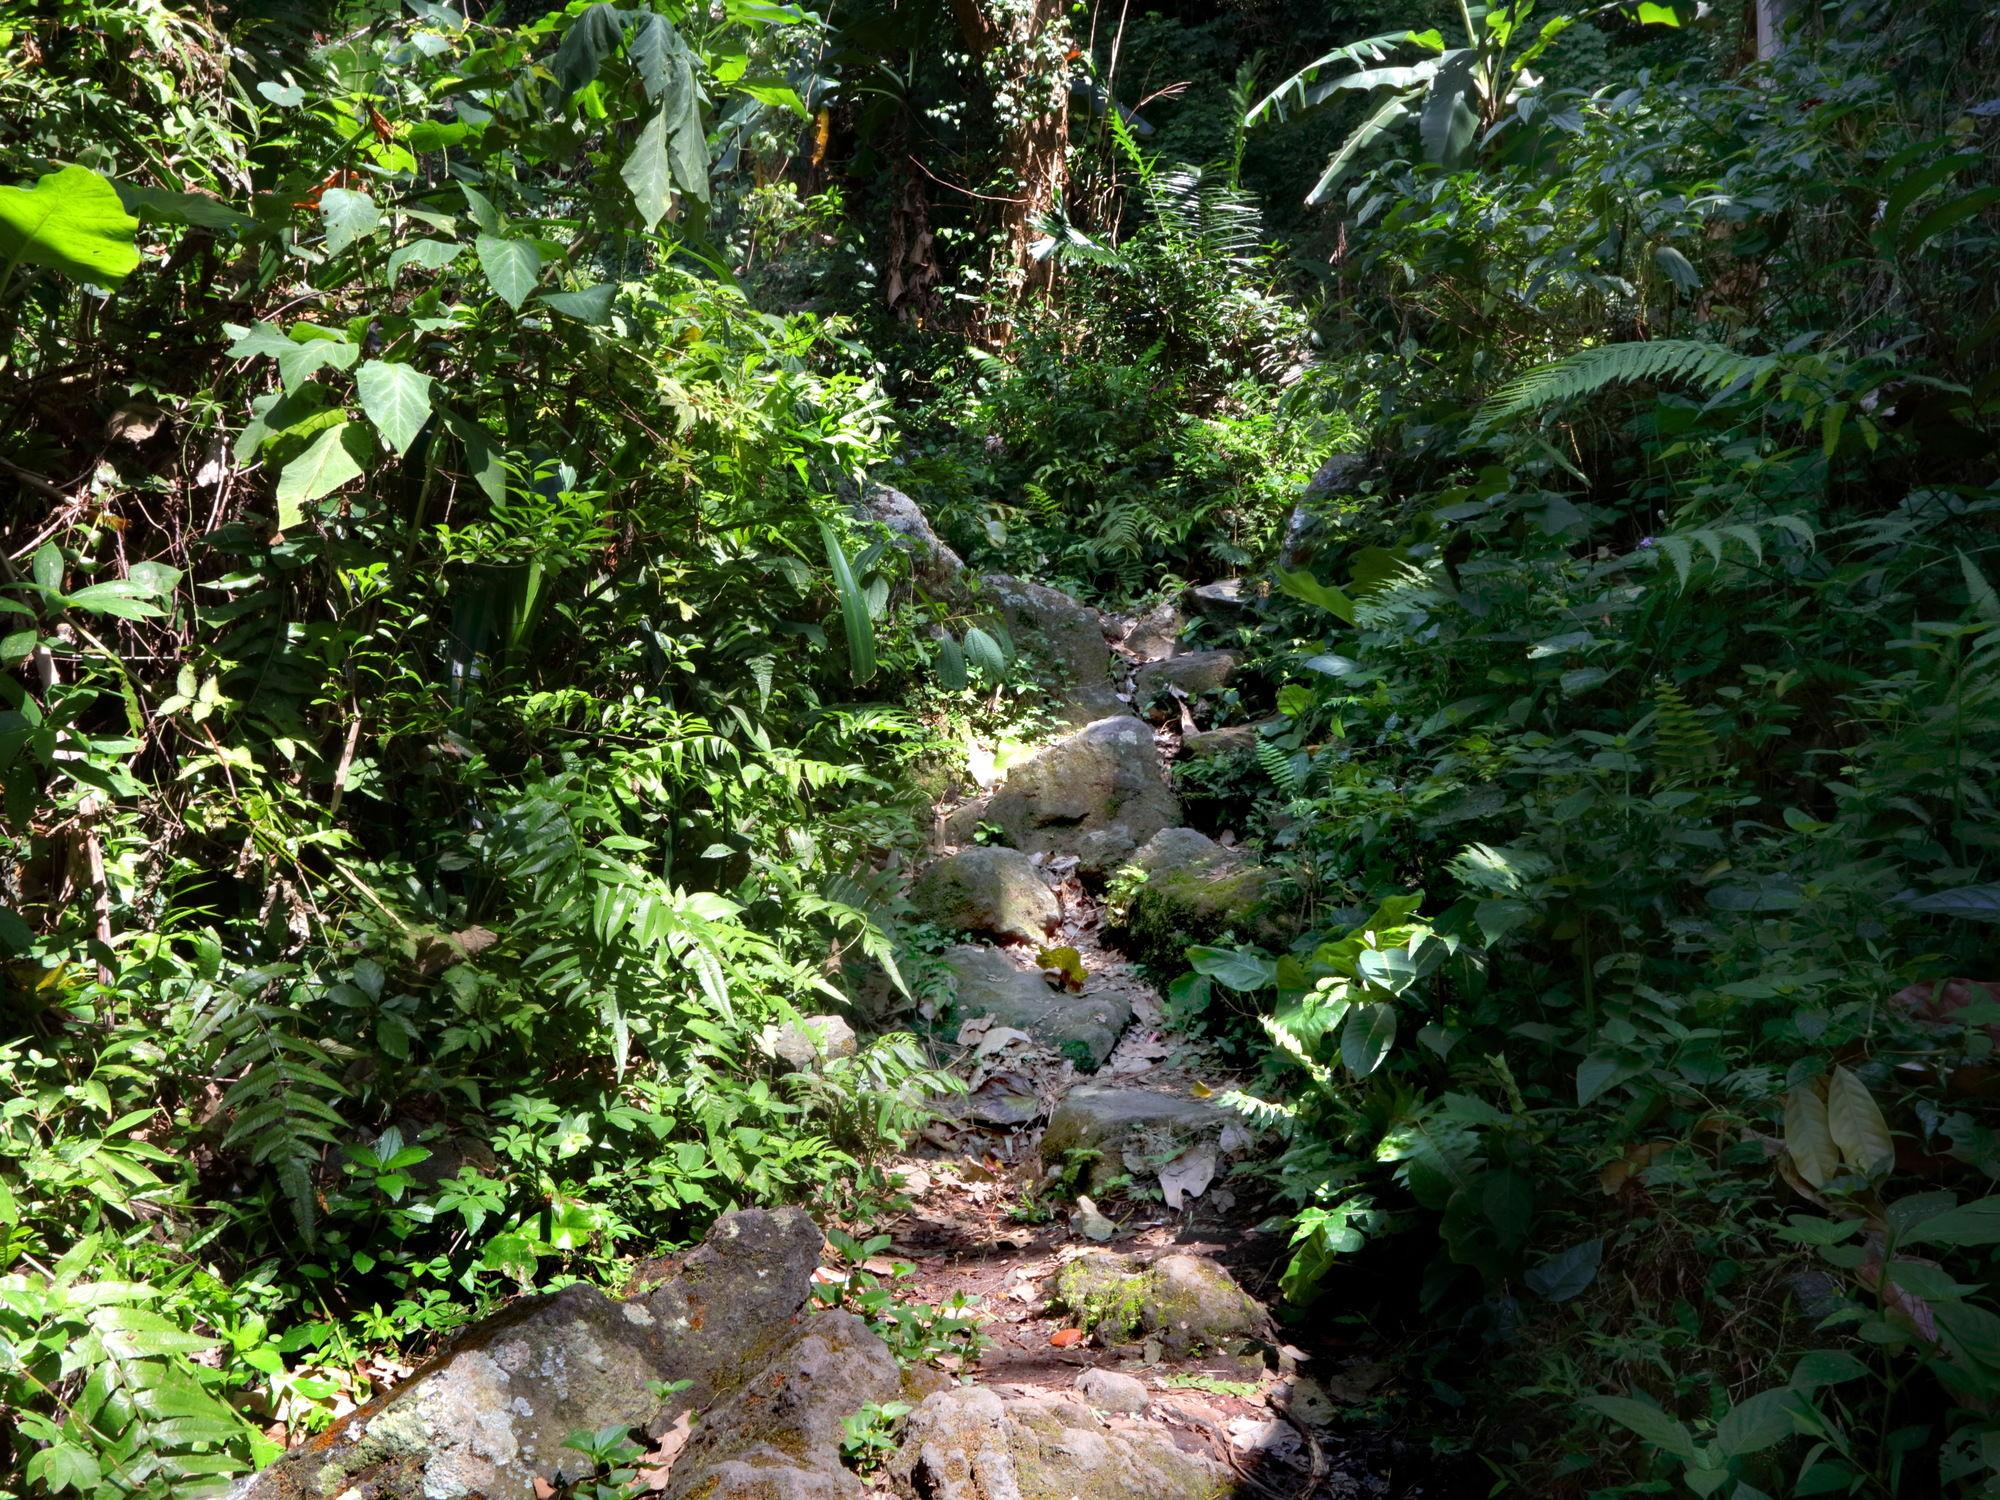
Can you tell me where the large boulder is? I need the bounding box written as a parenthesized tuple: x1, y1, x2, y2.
(1120, 598, 1185, 663)
(1185, 579, 1251, 616)
(759, 1014, 860, 1071)
(1132, 650, 1241, 715)
(886, 1384, 1224, 1500)
(664, 1310, 902, 1500)
(1041, 1085, 1229, 1192)
(911, 847, 1060, 945)
(859, 482, 963, 593)
(1052, 1251, 1273, 1357)
(944, 945, 1131, 1069)
(1114, 827, 1284, 975)
(980, 574, 1124, 725)
(233, 1208, 825, 1500)
(983, 717, 1180, 878)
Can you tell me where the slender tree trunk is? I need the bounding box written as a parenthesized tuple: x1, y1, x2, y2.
(1754, 0, 1788, 58)
(950, 0, 1071, 319)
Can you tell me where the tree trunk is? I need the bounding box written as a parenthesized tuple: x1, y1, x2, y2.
(950, 0, 1070, 320)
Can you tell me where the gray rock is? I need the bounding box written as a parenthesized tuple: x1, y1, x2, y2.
(1133, 650, 1241, 710)
(1121, 599, 1184, 663)
(887, 1384, 1223, 1500)
(983, 717, 1180, 878)
(944, 945, 1131, 1068)
(1180, 720, 1279, 760)
(1278, 453, 1367, 572)
(761, 1014, 859, 1071)
(859, 483, 963, 593)
(665, 1310, 900, 1500)
(1074, 1367, 1151, 1414)
(233, 1209, 825, 1500)
(1186, 578, 1251, 615)
(911, 847, 1059, 944)
(1041, 1085, 1228, 1191)
(936, 794, 993, 850)
(1053, 1251, 1273, 1357)
(1116, 828, 1283, 975)
(981, 573, 1124, 725)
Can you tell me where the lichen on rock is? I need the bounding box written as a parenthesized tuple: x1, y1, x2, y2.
(1051, 1250, 1272, 1357)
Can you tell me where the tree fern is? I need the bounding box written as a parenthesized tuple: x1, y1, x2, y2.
(1477, 340, 1777, 428)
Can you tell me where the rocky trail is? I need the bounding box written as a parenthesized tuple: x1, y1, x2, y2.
(232, 489, 1433, 1500)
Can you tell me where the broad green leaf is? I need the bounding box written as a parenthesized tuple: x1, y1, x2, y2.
(33, 542, 62, 591)
(1576, 1052, 1628, 1106)
(1898, 884, 2000, 923)
(962, 625, 1008, 680)
(275, 422, 367, 530)
(474, 233, 540, 309)
(1274, 567, 1355, 623)
(1417, 50, 1479, 167)
(819, 522, 876, 684)
(1653, 244, 1702, 291)
(319, 188, 380, 254)
(1187, 945, 1277, 992)
(1581, 1395, 1698, 1461)
(0, 165, 141, 286)
(355, 359, 434, 457)
(1824, 1066, 1893, 1177)
(1783, 1085, 1839, 1187)
(739, 82, 806, 116)
(25, 1442, 102, 1495)
(388, 237, 463, 286)
(554, 3, 626, 99)
(1524, 1237, 1602, 1302)
(1903, 1196, 2000, 1248)
(1790, 1350, 1869, 1390)
(935, 633, 968, 691)
(1715, 1388, 1802, 1457)
(539, 283, 618, 324)
(621, 110, 675, 229)
(116, 183, 252, 231)
(439, 408, 506, 504)
(1634, 1, 1682, 23)
(1340, 1001, 1396, 1077)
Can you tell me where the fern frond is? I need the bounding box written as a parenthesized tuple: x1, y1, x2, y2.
(1478, 340, 1778, 428)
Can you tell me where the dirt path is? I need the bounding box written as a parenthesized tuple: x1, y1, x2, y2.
(847, 562, 1438, 1497)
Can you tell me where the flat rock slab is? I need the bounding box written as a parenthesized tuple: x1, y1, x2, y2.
(1053, 1250, 1274, 1357)
(1186, 578, 1251, 615)
(981, 573, 1125, 725)
(1133, 650, 1241, 710)
(1180, 720, 1278, 759)
(887, 1383, 1224, 1500)
(944, 945, 1132, 1068)
(233, 1208, 824, 1500)
(1041, 1085, 1229, 1191)
(911, 846, 1060, 945)
(983, 717, 1180, 878)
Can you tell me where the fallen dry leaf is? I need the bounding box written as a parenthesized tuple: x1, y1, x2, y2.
(1050, 1328, 1085, 1348)
(1158, 1144, 1217, 1210)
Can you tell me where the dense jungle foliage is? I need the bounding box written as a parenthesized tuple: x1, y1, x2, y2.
(2, 0, 1997, 1495)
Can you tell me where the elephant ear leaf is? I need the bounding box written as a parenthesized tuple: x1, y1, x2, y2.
(0, 166, 141, 287)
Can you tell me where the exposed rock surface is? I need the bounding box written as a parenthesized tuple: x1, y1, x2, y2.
(944, 945, 1132, 1068)
(859, 482, 963, 592)
(1074, 1367, 1151, 1414)
(982, 717, 1180, 878)
(1116, 827, 1282, 973)
(1120, 598, 1185, 662)
(664, 1310, 900, 1500)
(887, 1383, 1224, 1500)
(911, 846, 1060, 944)
(981, 573, 1124, 724)
(760, 1014, 860, 1071)
(1133, 650, 1241, 710)
(1053, 1250, 1273, 1356)
(234, 1209, 825, 1500)
(1041, 1085, 1229, 1191)
(1179, 720, 1279, 760)
(1185, 578, 1250, 615)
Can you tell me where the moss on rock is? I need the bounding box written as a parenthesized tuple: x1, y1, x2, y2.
(1051, 1251, 1272, 1357)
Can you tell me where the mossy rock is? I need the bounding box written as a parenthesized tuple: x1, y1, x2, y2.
(910, 845, 1059, 945)
(1052, 1251, 1272, 1357)
(1112, 827, 1288, 976)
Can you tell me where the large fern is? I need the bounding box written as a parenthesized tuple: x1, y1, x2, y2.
(1477, 340, 1777, 428)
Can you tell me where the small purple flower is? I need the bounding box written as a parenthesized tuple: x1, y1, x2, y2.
(1638, 535, 1656, 549)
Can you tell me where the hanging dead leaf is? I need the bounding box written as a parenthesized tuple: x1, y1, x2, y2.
(1598, 1139, 1675, 1195)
